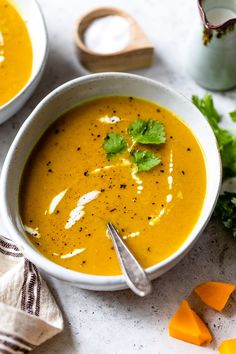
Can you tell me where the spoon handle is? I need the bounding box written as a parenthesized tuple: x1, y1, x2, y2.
(107, 222, 152, 297)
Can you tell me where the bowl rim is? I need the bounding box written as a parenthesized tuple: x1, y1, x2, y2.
(0, 0, 49, 115)
(0, 73, 222, 288)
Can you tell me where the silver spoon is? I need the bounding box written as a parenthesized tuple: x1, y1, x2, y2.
(107, 222, 152, 297)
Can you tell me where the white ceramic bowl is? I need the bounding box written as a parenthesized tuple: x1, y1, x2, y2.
(0, 0, 48, 124)
(0, 73, 222, 291)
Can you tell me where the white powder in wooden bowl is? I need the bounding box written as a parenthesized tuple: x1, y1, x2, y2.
(83, 15, 131, 54)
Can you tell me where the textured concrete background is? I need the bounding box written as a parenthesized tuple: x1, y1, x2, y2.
(1, 0, 236, 353)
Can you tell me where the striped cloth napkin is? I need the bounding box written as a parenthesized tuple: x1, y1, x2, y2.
(0, 235, 63, 354)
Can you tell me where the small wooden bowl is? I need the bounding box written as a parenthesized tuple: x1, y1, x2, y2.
(75, 7, 154, 72)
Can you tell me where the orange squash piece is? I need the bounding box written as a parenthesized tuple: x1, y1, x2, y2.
(219, 339, 236, 354)
(194, 282, 235, 311)
(169, 300, 212, 346)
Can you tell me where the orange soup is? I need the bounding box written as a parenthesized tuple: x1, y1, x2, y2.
(20, 96, 206, 275)
(0, 0, 33, 106)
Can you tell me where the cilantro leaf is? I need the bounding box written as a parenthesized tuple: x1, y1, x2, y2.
(214, 192, 236, 237)
(192, 94, 221, 129)
(192, 94, 236, 179)
(128, 119, 166, 145)
(102, 132, 127, 158)
(230, 110, 236, 122)
(133, 150, 161, 172)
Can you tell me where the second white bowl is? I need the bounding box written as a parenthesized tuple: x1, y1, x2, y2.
(0, 0, 48, 124)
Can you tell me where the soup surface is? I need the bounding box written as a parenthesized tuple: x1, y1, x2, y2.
(20, 96, 206, 275)
(0, 0, 33, 106)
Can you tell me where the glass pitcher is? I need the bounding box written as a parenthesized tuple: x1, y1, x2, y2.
(187, 0, 236, 91)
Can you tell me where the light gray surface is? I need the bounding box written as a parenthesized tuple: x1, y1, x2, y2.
(1, 0, 236, 353)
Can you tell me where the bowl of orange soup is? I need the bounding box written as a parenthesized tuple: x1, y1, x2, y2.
(0, 73, 221, 290)
(0, 0, 48, 124)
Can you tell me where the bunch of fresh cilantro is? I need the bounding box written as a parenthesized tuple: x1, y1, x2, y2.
(103, 118, 166, 172)
(192, 94, 236, 237)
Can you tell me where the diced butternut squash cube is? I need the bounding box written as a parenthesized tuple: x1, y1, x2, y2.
(194, 282, 235, 311)
(219, 339, 236, 354)
(169, 300, 212, 346)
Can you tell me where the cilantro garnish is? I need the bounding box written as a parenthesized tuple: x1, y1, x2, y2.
(230, 110, 236, 123)
(102, 117, 166, 172)
(133, 150, 161, 172)
(214, 192, 236, 237)
(128, 119, 166, 145)
(102, 132, 127, 158)
(192, 94, 236, 178)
